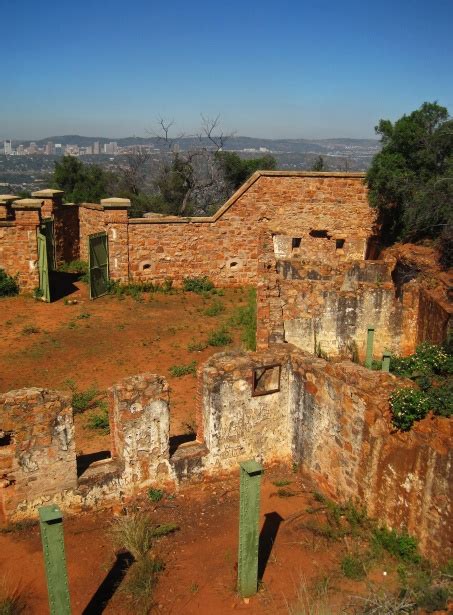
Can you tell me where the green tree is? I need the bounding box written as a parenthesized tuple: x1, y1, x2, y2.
(53, 156, 115, 203)
(311, 155, 326, 171)
(366, 102, 453, 267)
(215, 151, 277, 190)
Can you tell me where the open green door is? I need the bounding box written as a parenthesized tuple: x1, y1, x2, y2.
(41, 218, 56, 271)
(89, 232, 109, 299)
(37, 230, 50, 302)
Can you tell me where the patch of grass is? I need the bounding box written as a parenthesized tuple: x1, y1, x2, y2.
(0, 581, 26, 615)
(188, 340, 208, 352)
(86, 407, 109, 433)
(110, 513, 155, 560)
(121, 555, 163, 614)
(352, 587, 416, 614)
(228, 288, 256, 350)
(151, 523, 179, 537)
(76, 311, 91, 320)
(341, 554, 366, 580)
(108, 279, 174, 302)
(276, 487, 296, 498)
(169, 361, 197, 377)
(207, 326, 232, 347)
(21, 325, 40, 335)
(148, 488, 165, 503)
(183, 276, 214, 294)
(0, 269, 19, 297)
(58, 259, 88, 275)
(65, 380, 100, 414)
(372, 527, 421, 564)
(273, 479, 291, 487)
(67, 320, 77, 329)
(286, 578, 331, 615)
(204, 300, 225, 317)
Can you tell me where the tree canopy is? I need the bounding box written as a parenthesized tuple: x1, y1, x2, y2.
(366, 102, 453, 267)
(53, 156, 114, 203)
(215, 151, 277, 190)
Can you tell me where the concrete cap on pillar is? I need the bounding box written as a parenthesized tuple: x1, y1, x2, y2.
(100, 197, 131, 209)
(0, 194, 19, 203)
(12, 198, 43, 209)
(32, 189, 64, 198)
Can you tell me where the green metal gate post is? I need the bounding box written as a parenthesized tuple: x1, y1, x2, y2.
(365, 326, 375, 369)
(238, 460, 263, 598)
(39, 504, 72, 615)
(382, 350, 391, 372)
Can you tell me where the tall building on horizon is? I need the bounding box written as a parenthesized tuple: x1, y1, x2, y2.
(4, 140, 12, 155)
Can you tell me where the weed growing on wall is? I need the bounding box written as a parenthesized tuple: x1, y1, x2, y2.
(183, 276, 214, 294)
(0, 269, 19, 297)
(389, 343, 452, 430)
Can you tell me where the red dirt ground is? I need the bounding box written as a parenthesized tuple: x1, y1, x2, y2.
(0, 282, 249, 454)
(0, 468, 414, 615)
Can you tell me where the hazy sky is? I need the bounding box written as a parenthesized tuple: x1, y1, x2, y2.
(2, 0, 452, 140)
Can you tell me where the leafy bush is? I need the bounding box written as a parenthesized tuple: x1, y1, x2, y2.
(148, 488, 164, 503)
(21, 325, 40, 335)
(169, 361, 197, 377)
(372, 527, 421, 563)
(389, 343, 453, 429)
(0, 269, 19, 297)
(183, 276, 214, 294)
(207, 326, 232, 347)
(389, 388, 431, 431)
(59, 260, 88, 275)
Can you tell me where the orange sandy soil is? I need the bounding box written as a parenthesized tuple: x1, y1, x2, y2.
(0, 468, 412, 615)
(0, 282, 249, 454)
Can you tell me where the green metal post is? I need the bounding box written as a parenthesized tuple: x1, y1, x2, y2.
(39, 504, 72, 615)
(382, 350, 391, 372)
(238, 460, 263, 598)
(365, 326, 375, 369)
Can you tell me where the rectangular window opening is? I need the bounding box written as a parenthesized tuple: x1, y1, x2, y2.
(252, 364, 281, 396)
(292, 238, 302, 249)
(336, 239, 345, 249)
(0, 431, 13, 447)
(309, 230, 329, 239)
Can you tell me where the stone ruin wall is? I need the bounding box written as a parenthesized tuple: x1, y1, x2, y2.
(256, 229, 450, 360)
(126, 173, 373, 287)
(1, 348, 450, 562)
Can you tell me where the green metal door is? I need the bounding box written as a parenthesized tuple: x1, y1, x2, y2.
(89, 232, 109, 299)
(41, 219, 56, 271)
(37, 230, 51, 302)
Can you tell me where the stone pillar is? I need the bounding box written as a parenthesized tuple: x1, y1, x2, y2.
(101, 197, 130, 283)
(10, 199, 43, 291)
(32, 189, 64, 219)
(108, 373, 170, 487)
(0, 195, 18, 220)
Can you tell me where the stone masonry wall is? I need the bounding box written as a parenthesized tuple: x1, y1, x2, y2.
(127, 172, 373, 287)
(200, 351, 293, 470)
(0, 388, 76, 524)
(0, 205, 41, 292)
(288, 352, 452, 561)
(53, 204, 80, 267)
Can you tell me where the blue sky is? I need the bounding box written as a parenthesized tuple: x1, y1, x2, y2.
(2, 0, 452, 140)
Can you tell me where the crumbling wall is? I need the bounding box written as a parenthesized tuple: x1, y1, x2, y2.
(200, 351, 292, 470)
(417, 288, 452, 346)
(289, 353, 452, 561)
(0, 388, 76, 523)
(109, 373, 171, 484)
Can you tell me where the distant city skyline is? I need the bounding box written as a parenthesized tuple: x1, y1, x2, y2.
(2, 0, 452, 141)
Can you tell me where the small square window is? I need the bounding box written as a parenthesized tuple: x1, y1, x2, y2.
(252, 364, 281, 396)
(309, 230, 329, 238)
(292, 238, 301, 249)
(336, 239, 345, 249)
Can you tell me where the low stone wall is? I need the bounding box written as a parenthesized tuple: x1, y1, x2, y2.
(1, 351, 450, 562)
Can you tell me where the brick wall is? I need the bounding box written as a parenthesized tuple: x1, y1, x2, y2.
(0, 203, 41, 292)
(53, 204, 80, 267)
(127, 172, 373, 286)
